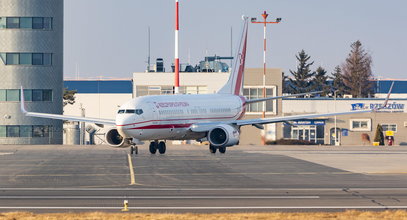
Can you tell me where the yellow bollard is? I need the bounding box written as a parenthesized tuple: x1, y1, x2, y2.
(121, 200, 129, 212)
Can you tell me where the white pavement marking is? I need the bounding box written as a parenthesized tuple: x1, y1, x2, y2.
(0, 152, 14, 156)
(1, 187, 407, 191)
(0, 196, 319, 199)
(1, 206, 407, 210)
(127, 154, 136, 185)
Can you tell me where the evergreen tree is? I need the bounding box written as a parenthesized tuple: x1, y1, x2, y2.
(342, 40, 374, 98)
(288, 50, 315, 94)
(63, 88, 77, 107)
(312, 66, 329, 96)
(330, 65, 347, 97)
(373, 124, 385, 146)
(282, 72, 290, 94)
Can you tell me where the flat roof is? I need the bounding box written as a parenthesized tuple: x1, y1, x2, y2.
(64, 80, 132, 94)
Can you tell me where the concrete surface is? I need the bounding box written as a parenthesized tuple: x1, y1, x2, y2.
(0, 144, 407, 212)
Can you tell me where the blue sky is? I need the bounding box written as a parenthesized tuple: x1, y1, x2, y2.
(64, 0, 407, 79)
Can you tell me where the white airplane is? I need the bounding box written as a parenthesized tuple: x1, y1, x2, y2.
(20, 20, 378, 155)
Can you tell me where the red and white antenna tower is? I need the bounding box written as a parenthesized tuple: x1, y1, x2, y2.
(174, 0, 180, 94)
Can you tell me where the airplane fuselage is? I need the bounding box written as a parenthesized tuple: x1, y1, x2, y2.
(116, 94, 246, 141)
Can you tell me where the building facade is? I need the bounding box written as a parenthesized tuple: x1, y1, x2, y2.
(0, 0, 64, 144)
(283, 98, 407, 145)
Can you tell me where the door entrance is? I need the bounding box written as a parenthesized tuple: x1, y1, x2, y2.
(292, 125, 317, 143)
(330, 128, 341, 145)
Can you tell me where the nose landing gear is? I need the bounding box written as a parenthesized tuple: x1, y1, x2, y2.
(130, 145, 138, 155)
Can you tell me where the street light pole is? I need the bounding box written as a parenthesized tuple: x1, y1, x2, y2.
(251, 11, 281, 145)
(334, 90, 339, 146)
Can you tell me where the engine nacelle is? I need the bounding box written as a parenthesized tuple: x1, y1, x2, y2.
(105, 128, 130, 148)
(208, 124, 240, 147)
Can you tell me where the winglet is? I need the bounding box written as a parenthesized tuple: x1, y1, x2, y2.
(376, 81, 394, 111)
(20, 86, 27, 114)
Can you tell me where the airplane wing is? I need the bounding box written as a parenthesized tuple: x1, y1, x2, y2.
(245, 91, 321, 104)
(190, 109, 372, 132)
(235, 109, 372, 126)
(191, 82, 395, 132)
(20, 87, 116, 126)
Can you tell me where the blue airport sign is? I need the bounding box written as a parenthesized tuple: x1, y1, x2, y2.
(284, 120, 325, 126)
(351, 102, 405, 112)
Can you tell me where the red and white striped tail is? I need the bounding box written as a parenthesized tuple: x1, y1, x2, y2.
(218, 19, 248, 96)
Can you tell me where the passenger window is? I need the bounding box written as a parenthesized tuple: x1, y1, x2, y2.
(135, 109, 143, 115)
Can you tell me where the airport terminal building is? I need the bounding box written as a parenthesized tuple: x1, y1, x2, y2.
(64, 69, 407, 146)
(0, 0, 64, 144)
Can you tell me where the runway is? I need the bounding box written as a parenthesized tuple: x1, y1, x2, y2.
(1, 144, 407, 212)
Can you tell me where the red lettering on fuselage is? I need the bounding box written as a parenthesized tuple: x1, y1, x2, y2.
(154, 102, 189, 109)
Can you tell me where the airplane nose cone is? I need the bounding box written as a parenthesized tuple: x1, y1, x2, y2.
(116, 115, 134, 138)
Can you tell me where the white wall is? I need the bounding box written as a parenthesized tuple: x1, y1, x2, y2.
(283, 99, 407, 114)
(133, 72, 230, 94)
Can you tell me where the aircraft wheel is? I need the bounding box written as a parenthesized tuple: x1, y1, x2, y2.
(158, 141, 166, 154)
(149, 142, 157, 154)
(218, 146, 226, 154)
(130, 146, 135, 155)
(209, 145, 217, 154)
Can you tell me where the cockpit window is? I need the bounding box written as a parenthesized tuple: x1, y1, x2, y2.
(118, 110, 125, 114)
(126, 109, 135, 114)
(135, 109, 143, 115)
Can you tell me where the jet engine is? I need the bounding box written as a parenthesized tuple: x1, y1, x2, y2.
(105, 128, 130, 148)
(207, 124, 240, 147)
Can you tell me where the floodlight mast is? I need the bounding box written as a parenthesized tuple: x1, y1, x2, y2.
(251, 11, 282, 145)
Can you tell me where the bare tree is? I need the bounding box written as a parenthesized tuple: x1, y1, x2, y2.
(342, 40, 374, 98)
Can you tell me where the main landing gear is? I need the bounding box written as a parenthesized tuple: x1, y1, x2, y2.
(149, 141, 166, 155)
(209, 145, 226, 154)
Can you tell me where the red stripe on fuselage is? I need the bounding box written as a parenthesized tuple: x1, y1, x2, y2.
(127, 124, 192, 130)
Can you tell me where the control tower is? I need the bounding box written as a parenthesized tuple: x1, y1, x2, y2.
(0, 0, 63, 144)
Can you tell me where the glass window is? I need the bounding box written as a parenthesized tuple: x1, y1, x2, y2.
(23, 89, 32, 101)
(33, 125, 49, 137)
(32, 17, 44, 29)
(43, 53, 52, 65)
(0, 17, 6, 29)
(32, 53, 43, 65)
(32, 90, 43, 101)
(20, 17, 32, 29)
(43, 17, 52, 30)
(350, 119, 371, 131)
(118, 110, 125, 114)
(6, 53, 19, 65)
(381, 124, 397, 132)
(19, 53, 32, 65)
(20, 126, 32, 137)
(0, 126, 6, 137)
(126, 109, 135, 114)
(6, 90, 19, 101)
(135, 109, 144, 115)
(7, 126, 20, 137)
(198, 86, 208, 94)
(0, 90, 5, 101)
(43, 90, 52, 101)
(0, 53, 6, 64)
(6, 17, 19, 28)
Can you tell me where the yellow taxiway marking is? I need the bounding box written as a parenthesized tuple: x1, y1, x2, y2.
(127, 154, 136, 185)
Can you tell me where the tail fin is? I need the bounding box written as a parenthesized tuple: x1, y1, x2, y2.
(217, 18, 249, 95)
